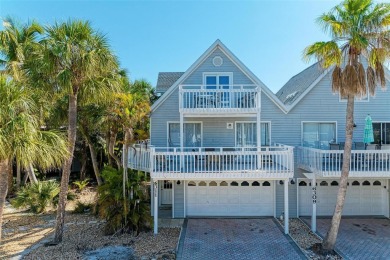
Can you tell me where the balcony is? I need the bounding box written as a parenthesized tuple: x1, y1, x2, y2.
(129, 144, 294, 180)
(297, 146, 390, 178)
(179, 85, 259, 115)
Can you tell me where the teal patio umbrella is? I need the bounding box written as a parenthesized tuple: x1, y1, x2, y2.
(363, 114, 374, 144)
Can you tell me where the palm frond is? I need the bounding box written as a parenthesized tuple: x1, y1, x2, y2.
(366, 66, 376, 96)
(332, 66, 343, 93)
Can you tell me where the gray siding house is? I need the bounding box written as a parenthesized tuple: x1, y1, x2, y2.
(129, 40, 390, 234)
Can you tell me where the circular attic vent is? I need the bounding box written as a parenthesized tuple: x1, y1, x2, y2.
(212, 56, 223, 67)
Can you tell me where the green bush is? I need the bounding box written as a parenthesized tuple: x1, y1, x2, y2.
(96, 166, 152, 235)
(11, 180, 76, 213)
(11, 180, 60, 213)
(73, 178, 90, 192)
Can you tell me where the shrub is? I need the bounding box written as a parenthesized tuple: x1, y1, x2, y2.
(11, 180, 60, 213)
(96, 166, 152, 235)
(12, 180, 76, 213)
(73, 178, 90, 192)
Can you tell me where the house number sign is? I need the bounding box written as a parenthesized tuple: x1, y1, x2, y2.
(312, 186, 317, 204)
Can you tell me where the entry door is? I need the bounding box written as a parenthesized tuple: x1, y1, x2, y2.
(161, 180, 172, 205)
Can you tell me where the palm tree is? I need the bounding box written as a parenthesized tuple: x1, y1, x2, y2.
(0, 76, 68, 242)
(0, 18, 44, 189)
(25, 20, 120, 243)
(303, 0, 390, 253)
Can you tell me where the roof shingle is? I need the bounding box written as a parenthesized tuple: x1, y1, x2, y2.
(155, 72, 184, 93)
(276, 62, 325, 105)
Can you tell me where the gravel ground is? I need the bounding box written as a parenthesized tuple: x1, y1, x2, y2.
(1, 188, 180, 260)
(278, 218, 342, 260)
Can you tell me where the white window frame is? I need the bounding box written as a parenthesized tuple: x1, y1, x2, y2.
(202, 72, 233, 89)
(301, 121, 338, 147)
(235, 121, 271, 147)
(166, 121, 203, 147)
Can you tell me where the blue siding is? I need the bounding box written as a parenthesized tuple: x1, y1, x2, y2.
(183, 48, 254, 85)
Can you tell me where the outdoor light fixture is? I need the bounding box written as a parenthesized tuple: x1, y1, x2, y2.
(353, 123, 357, 127)
(279, 180, 284, 185)
(290, 179, 295, 185)
(177, 180, 181, 185)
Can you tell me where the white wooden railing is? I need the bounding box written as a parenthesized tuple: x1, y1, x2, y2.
(297, 146, 390, 177)
(179, 85, 259, 112)
(129, 144, 294, 179)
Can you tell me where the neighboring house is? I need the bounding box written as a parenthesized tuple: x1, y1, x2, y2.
(129, 40, 390, 234)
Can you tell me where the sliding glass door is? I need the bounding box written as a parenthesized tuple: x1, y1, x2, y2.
(236, 122, 270, 147)
(168, 122, 202, 147)
(302, 122, 336, 149)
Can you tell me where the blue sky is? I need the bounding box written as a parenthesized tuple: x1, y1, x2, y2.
(0, 0, 371, 93)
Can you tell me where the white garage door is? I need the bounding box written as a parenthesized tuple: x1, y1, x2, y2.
(299, 179, 387, 216)
(186, 180, 274, 217)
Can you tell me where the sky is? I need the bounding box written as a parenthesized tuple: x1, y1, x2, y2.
(0, 0, 377, 93)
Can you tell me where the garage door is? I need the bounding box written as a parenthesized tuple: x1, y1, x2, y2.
(299, 179, 387, 216)
(186, 180, 274, 217)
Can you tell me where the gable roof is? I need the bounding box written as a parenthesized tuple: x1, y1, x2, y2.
(276, 62, 325, 106)
(151, 39, 288, 113)
(156, 72, 184, 93)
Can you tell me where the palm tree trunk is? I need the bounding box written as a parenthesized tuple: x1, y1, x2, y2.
(87, 142, 103, 186)
(16, 161, 21, 189)
(80, 143, 87, 181)
(0, 158, 10, 242)
(53, 93, 78, 244)
(108, 129, 121, 169)
(7, 160, 13, 195)
(27, 164, 38, 183)
(79, 126, 103, 185)
(322, 94, 355, 252)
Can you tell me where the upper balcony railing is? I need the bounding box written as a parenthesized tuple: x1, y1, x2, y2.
(179, 85, 259, 113)
(129, 144, 294, 180)
(297, 146, 390, 178)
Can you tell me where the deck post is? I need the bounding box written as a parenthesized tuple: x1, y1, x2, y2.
(180, 113, 184, 170)
(153, 180, 158, 234)
(151, 179, 154, 216)
(311, 175, 317, 232)
(256, 106, 261, 169)
(284, 179, 289, 234)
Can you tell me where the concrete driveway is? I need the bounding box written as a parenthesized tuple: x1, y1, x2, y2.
(306, 218, 390, 260)
(177, 218, 305, 260)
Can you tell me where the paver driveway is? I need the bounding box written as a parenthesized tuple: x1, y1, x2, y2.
(178, 218, 304, 260)
(303, 218, 390, 260)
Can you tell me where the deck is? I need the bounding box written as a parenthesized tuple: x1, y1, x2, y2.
(129, 145, 294, 180)
(297, 146, 390, 178)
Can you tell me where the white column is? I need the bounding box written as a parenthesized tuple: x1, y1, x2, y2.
(256, 108, 261, 169)
(311, 176, 317, 232)
(284, 179, 289, 234)
(180, 113, 184, 148)
(151, 180, 154, 216)
(172, 181, 175, 219)
(153, 181, 158, 234)
(180, 113, 184, 170)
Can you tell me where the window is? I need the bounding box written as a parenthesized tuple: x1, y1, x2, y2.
(236, 122, 270, 147)
(168, 122, 202, 147)
(204, 74, 230, 90)
(302, 122, 336, 149)
(373, 122, 390, 145)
